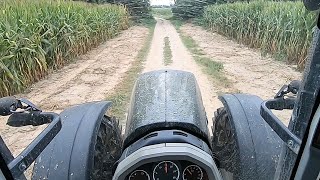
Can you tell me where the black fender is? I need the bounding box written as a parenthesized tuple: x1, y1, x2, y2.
(32, 101, 112, 180)
(218, 94, 282, 179)
(303, 0, 320, 11)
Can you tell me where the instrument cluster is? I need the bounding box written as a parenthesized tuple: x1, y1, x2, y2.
(127, 160, 208, 180)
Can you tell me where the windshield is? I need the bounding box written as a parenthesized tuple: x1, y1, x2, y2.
(0, 0, 317, 179)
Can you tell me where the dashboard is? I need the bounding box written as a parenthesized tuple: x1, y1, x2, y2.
(112, 130, 223, 180)
(126, 160, 209, 180)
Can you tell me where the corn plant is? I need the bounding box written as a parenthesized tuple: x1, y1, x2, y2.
(203, 1, 316, 69)
(0, 0, 129, 96)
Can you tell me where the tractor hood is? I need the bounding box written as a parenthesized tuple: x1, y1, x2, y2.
(123, 70, 210, 148)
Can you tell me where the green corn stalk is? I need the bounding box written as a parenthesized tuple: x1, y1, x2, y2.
(0, 0, 129, 97)
(202, 1, 316, 69)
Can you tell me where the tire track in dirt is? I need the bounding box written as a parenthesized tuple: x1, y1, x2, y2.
(0, 26, 149, 158)
(144, 18, 223, 128)
(180, 24, 302, 125)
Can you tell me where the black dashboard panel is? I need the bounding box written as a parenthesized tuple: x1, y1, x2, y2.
(113, 143, 222, 180)
(126, 160, 208, 180)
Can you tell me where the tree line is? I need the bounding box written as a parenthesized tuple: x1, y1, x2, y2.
(74, 0, 152, 20)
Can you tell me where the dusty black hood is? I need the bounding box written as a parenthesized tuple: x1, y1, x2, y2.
(123, 69, 210, 148)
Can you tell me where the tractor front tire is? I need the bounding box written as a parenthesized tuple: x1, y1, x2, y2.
(212, 108, 241, 179)
(93, 116, 122, 179)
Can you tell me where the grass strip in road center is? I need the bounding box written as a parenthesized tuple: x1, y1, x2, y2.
(163, 37, 173, 65)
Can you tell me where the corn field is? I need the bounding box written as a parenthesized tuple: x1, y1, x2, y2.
(0, 0, 129, 97)
(203, 1, 316, 69)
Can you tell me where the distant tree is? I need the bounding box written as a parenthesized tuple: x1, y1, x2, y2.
(85, 0, 113, 3)
(118, 0, 152, 20)
(172, 0, 208, 19)
(207, 0, 216, 4)
(74, 0, 152, 20)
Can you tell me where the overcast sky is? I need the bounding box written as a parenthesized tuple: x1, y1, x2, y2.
(150, 0, 174, 5)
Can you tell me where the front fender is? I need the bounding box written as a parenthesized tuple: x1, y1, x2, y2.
(218, 94, 282, 180)
(32, 101, 112, 180)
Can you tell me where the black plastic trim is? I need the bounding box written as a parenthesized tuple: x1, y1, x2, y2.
(122, 129, 211, 159)
(8, 113, 61, 179)
(0, 151, 13, 180)
(261, 100, 301, 154)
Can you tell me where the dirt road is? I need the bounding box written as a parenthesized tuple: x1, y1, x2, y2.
(181, 24, 302, 124)
(181, 24, 301, 100)
(143, 18, 223, 126)
(144, 18, 301, 127)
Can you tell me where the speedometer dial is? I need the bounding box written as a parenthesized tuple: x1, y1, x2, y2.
(183, 165, 203, 180)
(129, 170, 150, 180)
(153, 161, 179, 180)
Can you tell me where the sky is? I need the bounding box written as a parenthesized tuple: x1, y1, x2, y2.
(150, 0, 174, 6)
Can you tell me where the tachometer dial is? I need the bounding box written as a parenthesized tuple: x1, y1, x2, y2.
(129, 170, 150, 180)
(183, 165, 203, 180)
(153, 161, 179, 180)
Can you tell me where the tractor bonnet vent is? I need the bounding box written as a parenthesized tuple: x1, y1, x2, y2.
(144, 133, 158, 140)
(173, 131, 188, 137)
